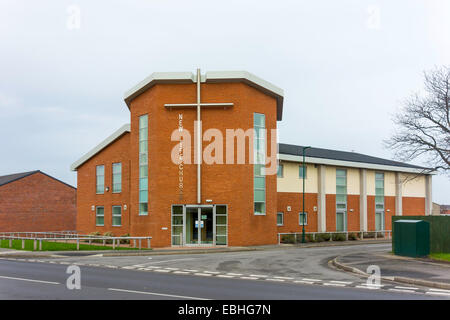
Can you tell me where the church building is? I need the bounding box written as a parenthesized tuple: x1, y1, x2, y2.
(71, 69, 433, 248)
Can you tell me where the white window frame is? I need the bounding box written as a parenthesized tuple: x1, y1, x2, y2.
(299, 165, 307, 179)
(112, 205, 122, 227)
(299, 212, 308, 226)
(112, 163, 122, 193)
(277, 212, 284, 226)
(277, 163, 284, 178)
(96, 165, 105, 194)
(96, 206, 104, 226)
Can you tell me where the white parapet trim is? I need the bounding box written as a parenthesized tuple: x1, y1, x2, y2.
(70, 124, 131, 171)
(278, 154, 436, 175)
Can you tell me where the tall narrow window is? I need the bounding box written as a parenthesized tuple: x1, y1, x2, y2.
(112, 163, 122, 193)
(139, 115, 148, 215)
(253, 113, 266, 215)
(96, 206, 104, 226)
(375, 172, 385, 231)
(112, 206, 122, 226)
(277, 163, 284, 178)
(277, 212, 284, 226)
(336, 169, 347, 232)
(299, 166, 307, 179)
(299, 212, 308, 225)
(96, 165, 104, 194)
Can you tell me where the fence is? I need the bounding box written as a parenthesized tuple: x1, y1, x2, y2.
(277, 230, 392, 245)
(0, 232, 152, 251)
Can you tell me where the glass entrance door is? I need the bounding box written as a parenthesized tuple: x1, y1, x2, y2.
(200, 207, 213, 245)
(171, 204, 228, 246)
(336, 211, 346, 232)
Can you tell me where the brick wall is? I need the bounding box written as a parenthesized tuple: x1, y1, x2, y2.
(277, 192, 318, 233)
(0, 172, 76, 232)
(76, 133, 131, 236)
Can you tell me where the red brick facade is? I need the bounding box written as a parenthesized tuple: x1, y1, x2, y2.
(0, 172, 76, 232)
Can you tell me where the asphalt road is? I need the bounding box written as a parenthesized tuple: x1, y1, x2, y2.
(0, 255, 445, 300)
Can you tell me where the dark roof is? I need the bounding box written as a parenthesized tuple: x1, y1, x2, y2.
(0, 170, 76, 189)
(278, 143, 428, 170)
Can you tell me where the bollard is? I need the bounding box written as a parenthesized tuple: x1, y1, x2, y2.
(39, 240, 42, 251)
(133, 239, 136, 248)
(139, 239, 142, 250)
(147, 238, 150, 249)
(112, 239, 115, 250)
(22, 239, 25, 249)
(345, 232, 348, 241)
(76, 239, 80, 251)
(103, 239, 105, 246)
(9, 239, 12, 248)
(33, 239, 37, 251)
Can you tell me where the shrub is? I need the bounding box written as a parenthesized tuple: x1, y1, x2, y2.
(376, 232, 385, 238)
(120, 233, 130, 244)
(363, 232, 375, 239)
(317, 233, 331, 242)
(103, 231, 115, 244)
(348, 232, 358, 241)
(306, 234, 316, 243)
(88, 231, 102, 243)
(281, 234, 295, 244)
(332, 233, 346, 241)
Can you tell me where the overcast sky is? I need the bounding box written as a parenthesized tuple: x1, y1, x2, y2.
(0, 0, 449, 203)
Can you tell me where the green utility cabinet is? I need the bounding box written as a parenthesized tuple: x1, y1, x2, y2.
(393, 220, 430, 257)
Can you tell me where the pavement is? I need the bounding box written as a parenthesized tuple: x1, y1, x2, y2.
(334, 250, 450, 290)
(1, 242, 449, 298)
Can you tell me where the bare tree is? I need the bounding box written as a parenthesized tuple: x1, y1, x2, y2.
(385, 66, 450, 174)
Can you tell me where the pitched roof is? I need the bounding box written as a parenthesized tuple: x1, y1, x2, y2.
(71, 124, 130, 171)
(278, 143, 432, 174)
(0, 170, 76, 189)
(123, 70, 284, 120)
(0, 171, 39, 187)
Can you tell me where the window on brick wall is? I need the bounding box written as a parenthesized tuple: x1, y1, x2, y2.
(96, 206, 104, 226)
(253, 113, 266, 215)
(112, 206, 122, 226)
(96, 165, 104, 194)
(139, 114, 148, 215)
(112, 163, 122, 193)
(277, 212, 284, 226)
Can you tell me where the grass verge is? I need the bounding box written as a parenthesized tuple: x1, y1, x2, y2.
(0, 239, 151, 251)
(430, 253, 450, 262)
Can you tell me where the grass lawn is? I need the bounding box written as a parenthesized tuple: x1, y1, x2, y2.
(0, 239, 151, 251)
(430, 253, 450, 262)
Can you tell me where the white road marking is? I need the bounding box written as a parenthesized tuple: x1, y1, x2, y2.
(139, 258, 195, 266)
(250, 274, 268, 278)
(164, 268, 179, 271)
(108, 288, 209, 300)
(121, 266, 137, 269)
(355, 285, 379, 290)
(0, 275, 59, 285)
(203, 271, 220, 274)
(302, 278, 321, 282)
(173, 271, 189, 274)
(428, 288, 450, 293)
(358, 283, 384, 288)
(274, 276, 294, 280)
(153, 269, 171, 273)
(330, 280, 353, 285)
(294, 280, 314, 285)
(324, 282, 346, 287)
(226, 273, 243, 276)
(194, 273, 213, 277)
(394, 286, 419, 290)
(240, 277, 258, 280)
(425, 291, 450, 297)
(388, 288, 416, 294)
(266, 278, 285, 282)
(217, 275, 235, 278)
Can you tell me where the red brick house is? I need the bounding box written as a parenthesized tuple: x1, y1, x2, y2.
(0, 170, 76, 232)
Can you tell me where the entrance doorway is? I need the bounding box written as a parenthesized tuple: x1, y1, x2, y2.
(171, 204, 227, 246)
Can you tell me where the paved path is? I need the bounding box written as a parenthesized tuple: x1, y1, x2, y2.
(337, 251, 450, 284)
(1, 243, 449, 298)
